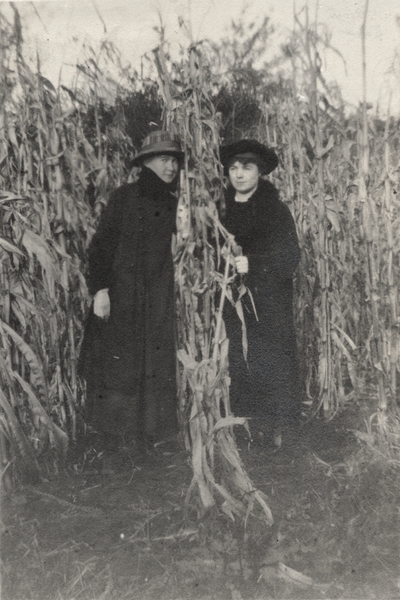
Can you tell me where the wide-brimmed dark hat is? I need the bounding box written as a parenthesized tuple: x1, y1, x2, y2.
(220, 139, 279, 175)
(132, 130, 184, 166)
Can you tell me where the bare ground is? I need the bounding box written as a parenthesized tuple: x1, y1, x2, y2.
(2, 408, 400, 600)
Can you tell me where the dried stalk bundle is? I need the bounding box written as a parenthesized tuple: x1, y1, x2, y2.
(0, 8, 132, 480)
(154, 45, 273, 526)
(358, 1, 387, 422)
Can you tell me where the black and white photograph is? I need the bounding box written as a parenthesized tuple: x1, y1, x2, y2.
(0, 1, 399, 598)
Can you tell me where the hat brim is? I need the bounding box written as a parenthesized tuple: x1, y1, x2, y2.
(220, 140, 278, 175)
(131, 149, 184, 167)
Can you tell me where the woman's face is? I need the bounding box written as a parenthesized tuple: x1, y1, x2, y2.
(144, 154, 179, 183)
(228, 160, 260, 195)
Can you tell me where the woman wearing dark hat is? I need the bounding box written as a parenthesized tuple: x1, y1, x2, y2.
(78, 131, 184, 461)
(220, 139, 301, 450)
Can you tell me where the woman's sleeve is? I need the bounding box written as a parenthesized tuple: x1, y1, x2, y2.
(248, 197, 300, 281)
(86, 189, 125, 295)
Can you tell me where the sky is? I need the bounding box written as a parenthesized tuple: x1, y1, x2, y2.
(3, 0, 400, 114)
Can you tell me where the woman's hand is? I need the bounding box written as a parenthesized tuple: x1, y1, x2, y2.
(234, 256, 249, 274)
(93, 289, 110, 320)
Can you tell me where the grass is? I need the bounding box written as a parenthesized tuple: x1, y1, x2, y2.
(2, 403, 400, 600)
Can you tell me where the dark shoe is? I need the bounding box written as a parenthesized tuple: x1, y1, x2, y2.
(251, 425, 285, 453)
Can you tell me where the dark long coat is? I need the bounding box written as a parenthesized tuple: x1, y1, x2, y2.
(221, 179, 301, 429)
(78, 167, 178, 440)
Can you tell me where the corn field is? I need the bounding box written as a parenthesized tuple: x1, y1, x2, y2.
(0, 8, 134, 485)
(1, 4, 399, 508)
(270, 11, 400, 425)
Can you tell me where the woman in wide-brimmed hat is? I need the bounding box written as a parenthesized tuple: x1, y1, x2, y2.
(79, 131, 184, 466)
(220, 139, 301, 450)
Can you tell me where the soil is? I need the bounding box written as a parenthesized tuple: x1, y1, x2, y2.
(2, 410, 399, 600)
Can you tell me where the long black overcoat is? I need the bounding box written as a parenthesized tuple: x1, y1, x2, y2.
(221, 179, 301, 429)
(78, 167, 178, 439)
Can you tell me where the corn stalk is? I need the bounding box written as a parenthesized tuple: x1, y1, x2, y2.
(154, 43, 273, 526)
(358, 0, 387, 426)
(383, 108, 397, 403)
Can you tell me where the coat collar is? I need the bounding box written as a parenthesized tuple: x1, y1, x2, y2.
(138, 165, 178, 199)
(225, 178, 275, 207)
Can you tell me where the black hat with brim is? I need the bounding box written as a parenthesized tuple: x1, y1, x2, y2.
(132, 130, 184, 167)
(220, 139, 279, 175)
